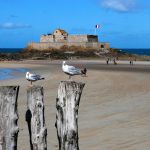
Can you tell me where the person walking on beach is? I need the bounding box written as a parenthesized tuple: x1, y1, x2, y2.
(106, 57, 109, 65)
(113, 58, 117, 65)
(129, 57, 133, 65)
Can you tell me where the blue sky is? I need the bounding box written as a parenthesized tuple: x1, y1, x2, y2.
(0, 0, 150, 48)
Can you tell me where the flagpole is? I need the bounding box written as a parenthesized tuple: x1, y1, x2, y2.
(95, 28, 97, 35)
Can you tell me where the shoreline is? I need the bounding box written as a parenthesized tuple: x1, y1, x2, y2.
(1, 59, 150, 74)
(1, 59, 150, 81)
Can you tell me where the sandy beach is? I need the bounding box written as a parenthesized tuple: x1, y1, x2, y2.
(0, 59, 150, 150)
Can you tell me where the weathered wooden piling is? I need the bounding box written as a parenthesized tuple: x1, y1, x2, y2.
(0, 86, 19, 150)
(56, 81, 85, 150)
(26, 86, 47, 150)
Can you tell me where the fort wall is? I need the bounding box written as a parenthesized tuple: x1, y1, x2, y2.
(40, 35, 54, 42)
(40, 35, 98, 43)
(28, 42, 102, 50)
(87, 35, 98, 42)
(100, 42, 110, 49)
(68, 35, 88, 42)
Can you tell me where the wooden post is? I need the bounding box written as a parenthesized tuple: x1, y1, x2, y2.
(56, 81, 85, 150)
(0, 86, 19, 150)
(26, 86, 47, 150)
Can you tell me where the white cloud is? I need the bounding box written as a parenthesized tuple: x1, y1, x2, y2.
(101, 0, 136, 12)
(0, 22, 31, 29)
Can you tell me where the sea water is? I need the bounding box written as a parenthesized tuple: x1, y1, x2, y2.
(0, 48, 22, 53)
(0, 48, 150, 56)
(0, 68, 29, 80)
(120, 48, 150, 56)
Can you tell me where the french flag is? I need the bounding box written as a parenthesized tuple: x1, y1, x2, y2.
(95, 24, 100, 28)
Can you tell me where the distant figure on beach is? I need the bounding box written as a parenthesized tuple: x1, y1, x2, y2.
(134, 57, 136, 61)
(113, 58, 117, 65)
(130, 60, 133, 65)
(106, 58, 109, 65)
(129, 57, 134, 65)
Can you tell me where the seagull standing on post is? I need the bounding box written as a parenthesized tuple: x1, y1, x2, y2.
(26, 72, 45, 85)
(62, 61, 87, 79)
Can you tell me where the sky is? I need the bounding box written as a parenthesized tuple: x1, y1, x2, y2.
(0, 0, 150, 48)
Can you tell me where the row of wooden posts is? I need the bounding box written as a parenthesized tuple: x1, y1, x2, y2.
(0, 81, 85, 150)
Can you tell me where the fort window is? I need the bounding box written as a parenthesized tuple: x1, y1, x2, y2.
(101, 45, 104, 48)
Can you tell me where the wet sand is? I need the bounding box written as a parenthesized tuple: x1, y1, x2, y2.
(0, 60, 150, 150)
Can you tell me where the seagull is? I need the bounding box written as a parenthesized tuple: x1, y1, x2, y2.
(26, 72, 45, 85)
(62, 61, 87, 79)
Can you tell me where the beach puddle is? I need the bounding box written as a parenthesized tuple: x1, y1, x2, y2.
(0, 68, 29, 80)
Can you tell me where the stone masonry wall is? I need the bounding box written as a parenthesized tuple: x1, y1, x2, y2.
(54, 35, 68, 42)
(68, 35, 88, 42)
(87, 35, 98, 42)
(40, 34, 98, 43)
(40, 35, 54, 42)
(28, 42, 102, 50)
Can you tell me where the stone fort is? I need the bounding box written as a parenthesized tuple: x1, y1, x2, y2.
(28, 29, 110, 50)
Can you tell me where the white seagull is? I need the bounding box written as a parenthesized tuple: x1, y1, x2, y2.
(26, 72, 45, 85)
(62, 61, 87, 79)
